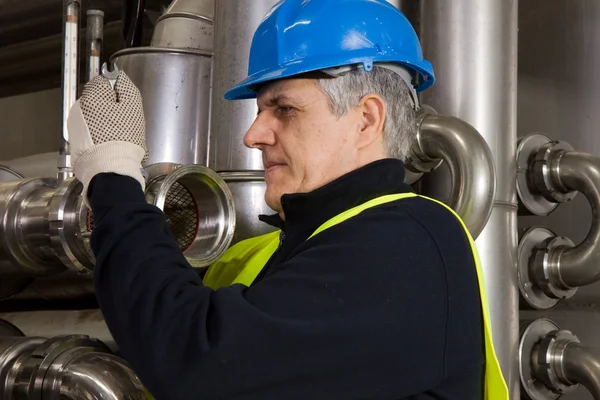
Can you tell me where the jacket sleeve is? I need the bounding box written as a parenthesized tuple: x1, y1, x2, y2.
(89, 173, 455, 400)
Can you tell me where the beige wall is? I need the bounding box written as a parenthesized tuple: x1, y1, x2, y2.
(0, 88, 61, 160)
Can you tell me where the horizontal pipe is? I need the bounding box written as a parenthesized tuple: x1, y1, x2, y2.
(410, 112, 496, 238)
(549, 152, 600, 287)
(86, 10, 104, 83)
(0, 332, 148, 398)
(563, 343, 600, 400)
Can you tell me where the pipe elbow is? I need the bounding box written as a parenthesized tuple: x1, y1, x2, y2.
(550, 152, 600, 286)
(562, 343, 600, 400)
(408, 110, 496, 238)
(56, 352, 150, 400)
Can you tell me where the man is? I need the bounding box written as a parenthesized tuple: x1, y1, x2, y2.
(68, 0, 507, 399)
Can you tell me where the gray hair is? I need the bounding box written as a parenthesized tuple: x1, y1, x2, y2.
(317, 66, 416, 161)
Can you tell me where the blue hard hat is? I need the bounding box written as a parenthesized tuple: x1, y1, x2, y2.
(225, 0, 435, 101)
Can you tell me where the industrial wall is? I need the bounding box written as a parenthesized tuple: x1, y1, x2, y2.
(0, 89, 61, 160)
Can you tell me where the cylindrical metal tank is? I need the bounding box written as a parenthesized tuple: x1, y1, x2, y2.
(112, 48, 213, 167)
(209, 0, 280, 172)
(420, 0, 520, 397)
(208, 0, 281, 243)
(112, 0, 214, 167)
(219, 172, 274, 244)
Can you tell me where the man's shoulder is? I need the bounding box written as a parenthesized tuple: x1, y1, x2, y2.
(324, 195, 468, 245)
(294, 195, 474, 271)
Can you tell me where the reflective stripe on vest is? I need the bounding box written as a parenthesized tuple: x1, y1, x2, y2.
(202, 193, 509, 399)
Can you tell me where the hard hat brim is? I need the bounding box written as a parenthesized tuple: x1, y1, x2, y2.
(224, 56, 435, 101)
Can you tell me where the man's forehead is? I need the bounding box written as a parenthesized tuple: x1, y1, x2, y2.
(256, 78, 319, 105)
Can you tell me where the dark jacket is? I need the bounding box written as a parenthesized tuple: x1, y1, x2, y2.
(89, 158, 484, 400)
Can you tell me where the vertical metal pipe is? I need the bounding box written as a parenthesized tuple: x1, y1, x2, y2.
(59, 0, 81, 182)
(420, 0, 520, 398)
(209, 0, 280, 172)
(86, 10, 104, 83)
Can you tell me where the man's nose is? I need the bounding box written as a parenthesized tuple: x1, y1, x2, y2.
(243, 114, 277, 150)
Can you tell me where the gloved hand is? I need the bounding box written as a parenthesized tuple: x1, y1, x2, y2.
(67, 70, 148, 207)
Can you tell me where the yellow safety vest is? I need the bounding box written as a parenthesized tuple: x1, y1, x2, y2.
(203, 193, 508, 399)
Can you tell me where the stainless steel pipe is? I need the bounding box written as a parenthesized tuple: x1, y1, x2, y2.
(85, 9, 104, 82)
(562, 343, 600, 400)
(536, 151, 600, 287)
(520, 319, 600, 400)
(0, 163, 235, 281)
(0, 176, 94, 279)
(517, 134, 600, 307)
(59, 0, 81, 182)
(145, 163, 236, 268)
(49, 352, 150, 400)
(0, 331, 149, 399)
(420, 0, 519, 396)
(408, 110, 496, 238)
(151, 0, 214, 50)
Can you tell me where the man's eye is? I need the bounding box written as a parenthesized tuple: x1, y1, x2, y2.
(277, 106, 294, 115)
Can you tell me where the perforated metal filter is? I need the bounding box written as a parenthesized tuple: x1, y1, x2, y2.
(84, 182, 197, 250)
(86, 209, 94, 232)
(164, 181, 198, 250)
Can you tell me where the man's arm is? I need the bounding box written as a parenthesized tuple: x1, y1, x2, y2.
(90, 173, 453, 399)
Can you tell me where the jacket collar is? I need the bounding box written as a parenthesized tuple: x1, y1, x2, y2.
(258, 158, 413, 235)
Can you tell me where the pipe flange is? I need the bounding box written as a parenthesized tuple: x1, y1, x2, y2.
(517, 133, 578, 215)
(534, 329, 580, 391)
(41, 345, 113, 400)
(405, 105, 443, 175)
(48, 178, 94, 273)
(531, 235, 577, 300)
(520, 319, 573, 400)
(146, 164, 236, 268)
(532, 140, 577, 203)
(1, 337, 47, 400)
(2, 178, 64, 275)
(25, 335, 110, 400)
(144, 162, 182, 181)
(517, 134, 562, 215)
(518, 227, 577, 309)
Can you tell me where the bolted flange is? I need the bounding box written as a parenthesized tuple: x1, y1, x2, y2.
(518, 227, 578, 310)
(517, 133, 577, 216)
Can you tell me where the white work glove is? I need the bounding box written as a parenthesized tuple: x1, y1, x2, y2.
(67, 71, 148, 207)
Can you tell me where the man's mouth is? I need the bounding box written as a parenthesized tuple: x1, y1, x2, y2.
(264, 161, 286, 170)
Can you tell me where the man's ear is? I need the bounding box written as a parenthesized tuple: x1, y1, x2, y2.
(356, 94, 386, 150)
